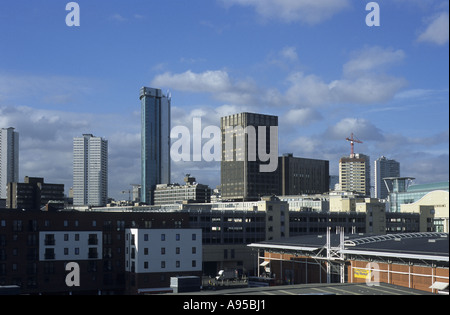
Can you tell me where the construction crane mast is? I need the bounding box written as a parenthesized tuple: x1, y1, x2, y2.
(346, 133, 363, 157)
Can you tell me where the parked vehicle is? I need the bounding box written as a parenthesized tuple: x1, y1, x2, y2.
(215, 269, 238, 281)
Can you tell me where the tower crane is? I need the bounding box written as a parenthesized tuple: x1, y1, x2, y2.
(346, 133, 363, 157)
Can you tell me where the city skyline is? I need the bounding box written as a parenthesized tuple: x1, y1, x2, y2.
(0, 1, 448, 200)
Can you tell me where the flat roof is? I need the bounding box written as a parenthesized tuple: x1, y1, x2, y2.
(249, 233, 449, 262)
(184, 282, 432, 295)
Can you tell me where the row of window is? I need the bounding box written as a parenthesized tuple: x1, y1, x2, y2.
(128, 260, 197, 271)
(0, 220, 164, 230)
(44, 233, 98, 244)
(129, 246, 197, 257)
(43, 247, 98, 259)
(128, 233, 197, 244)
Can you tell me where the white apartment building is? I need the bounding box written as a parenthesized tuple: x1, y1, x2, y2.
(0, 127, 19, 200)
(125, 229, 202, 274)
(39, 231, 102, 261)
(73, 134, 108, 207)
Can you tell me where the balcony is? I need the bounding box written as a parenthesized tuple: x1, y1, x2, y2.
(88, 238, 98, 245)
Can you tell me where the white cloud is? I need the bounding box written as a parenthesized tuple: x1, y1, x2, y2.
(284, 46, 407, 107)
(329, 75, 408, 105)
(324, 118, 384, 141)
(280, 46, 299, 62)
(343, 47, 405, 77)
(417, 11, 449, 45)
(221, 0, 350, 24)
(152, 70, 232, 93)
(283, 108, 322, 126)
(151, 46, 407, 110)
(152, 70, 271, 108)
(285, 72, 332, 107)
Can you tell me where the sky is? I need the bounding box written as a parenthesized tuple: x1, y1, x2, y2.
(0, 0, 448, 201)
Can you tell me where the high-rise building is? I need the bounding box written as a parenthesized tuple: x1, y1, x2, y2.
(73, 134, 108, 207)
(140, 87, 171, 204)
(374, 156, 400, 199)
(339, 153, 371, 196)
(278, 154, 330, 196)
(0, 127, 19, 200)
(221, 112, 279, 201)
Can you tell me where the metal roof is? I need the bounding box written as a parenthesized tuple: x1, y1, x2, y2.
(248, 232, 449, 263)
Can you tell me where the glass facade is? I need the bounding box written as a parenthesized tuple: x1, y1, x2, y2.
(140, 87, 171, 204)
(374, 156, 400, 199)
(387, 178, 449, 212)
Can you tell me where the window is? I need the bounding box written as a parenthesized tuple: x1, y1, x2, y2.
(75, 248, 80, 255)
(176, 261, 180, 268)
(192, 233, 196, 241)
(144, 261, 148, 269)
(144, 234, 149, 241)
(161, 248, 165, 255)
(192, 260, 197, 268)
(176, 247, 180, 254)
(176, 234, 180, 241)
(192, 247, 196, 254)
(144, 248, 148, 255)
(161, 261, 165, 269)
(64, 248, 69, 255)
(64, 234, 69, 241)
(44, 234, 55, 246)
(75, 234, 80, 241)
(161, 234, 165, 241)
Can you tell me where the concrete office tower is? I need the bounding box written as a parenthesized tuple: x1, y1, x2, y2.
(279, 154, 330, 196)
(73, 134, 108, 207)
(374, 156, 400, 199)
(339, 153, 371, 197)
(140, 87, 171, 204)
(221, 112, 279, 201)
(0, 127, 19, 200)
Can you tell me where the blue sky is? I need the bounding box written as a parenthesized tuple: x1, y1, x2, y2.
(0, 0, 448, 200)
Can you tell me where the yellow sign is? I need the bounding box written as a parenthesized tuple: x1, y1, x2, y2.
(354, 268, 371, 280)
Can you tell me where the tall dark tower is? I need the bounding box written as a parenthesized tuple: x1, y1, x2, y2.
(140, 87, 171, 205)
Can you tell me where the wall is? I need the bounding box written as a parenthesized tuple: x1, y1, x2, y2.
(348, 260, 449, 293)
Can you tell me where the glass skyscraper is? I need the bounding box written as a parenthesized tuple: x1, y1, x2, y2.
(140, 87, 171, 204)
(374, 156, 400, 199)
(73, 134, 108, 207)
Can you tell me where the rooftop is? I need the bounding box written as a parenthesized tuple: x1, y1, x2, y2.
(185, 282, 432, 296)
(249, 232, 449, 263)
